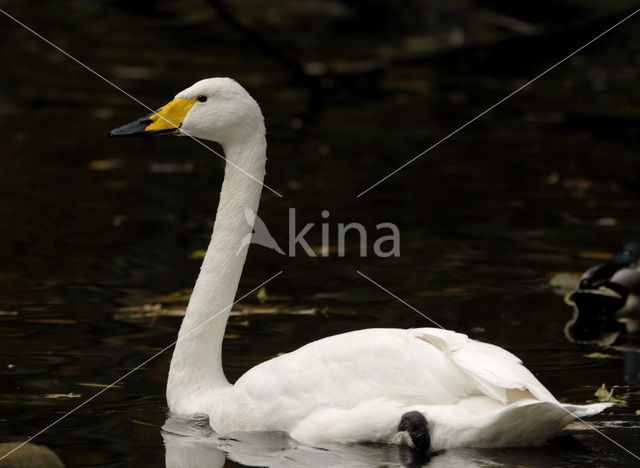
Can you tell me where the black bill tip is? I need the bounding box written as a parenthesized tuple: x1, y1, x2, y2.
(109, 114, 154, 138)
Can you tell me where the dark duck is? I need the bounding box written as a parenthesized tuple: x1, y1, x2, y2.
(565, 242, 640, 350)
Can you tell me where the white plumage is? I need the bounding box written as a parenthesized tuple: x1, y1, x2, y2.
(211, 327, 608, 450)
(112, 77, 610, 452)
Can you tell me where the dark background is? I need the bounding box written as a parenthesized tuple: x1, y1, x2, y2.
(1, 1, 639, 466)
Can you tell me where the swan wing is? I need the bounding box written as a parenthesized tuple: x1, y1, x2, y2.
(420, 329, 558, 404)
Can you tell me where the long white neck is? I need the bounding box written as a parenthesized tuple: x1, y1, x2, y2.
(167, 131, 266, 415)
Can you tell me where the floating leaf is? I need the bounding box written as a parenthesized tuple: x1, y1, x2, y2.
(594, 384, 609, 399)
(594, 217, 617, 227)
(89, 159, 122, 171)
(77, 382, 122, 389)
(254, 288, 290, 302)
(161, 308, 187, 317)
(114, 303, 164, 321)
(231, 305, 317, 316)
(152, 290, 192, 303)
(115, 289, 308, 322)
(132, 419, 156, 427)
(44, 393, 81, 399)
(594, 384, 628, 406)
(585, 352, 621, 360)
(311, 245, 341, 255)
(257, 287, 269, 303)
(189, 250, 207, 259)
(312, 292, 345, 299)
(578, 251, 615, 261)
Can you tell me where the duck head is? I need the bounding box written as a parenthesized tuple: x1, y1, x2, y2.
(615, 241, 640, 263)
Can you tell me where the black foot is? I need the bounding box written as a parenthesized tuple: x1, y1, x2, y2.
(398, 411, 431, 455)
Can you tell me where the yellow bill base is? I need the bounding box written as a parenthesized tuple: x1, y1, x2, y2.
(145, 98, 197, 133)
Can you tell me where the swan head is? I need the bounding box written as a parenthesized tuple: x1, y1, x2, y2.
(109, 78, 264, 147)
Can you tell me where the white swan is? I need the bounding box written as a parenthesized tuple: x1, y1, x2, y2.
(110, 78, 610, 453)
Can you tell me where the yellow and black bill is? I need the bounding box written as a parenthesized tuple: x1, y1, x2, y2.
(109, 97, 197, 137)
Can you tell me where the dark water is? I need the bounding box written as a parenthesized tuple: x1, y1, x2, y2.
(1, 1, 639, 466)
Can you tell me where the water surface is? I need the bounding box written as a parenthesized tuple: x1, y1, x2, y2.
(1, 2, 639, 466)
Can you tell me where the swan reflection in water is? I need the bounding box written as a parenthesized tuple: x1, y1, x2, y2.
(163, 415, 421, 468)
(162, 415, 596, 468)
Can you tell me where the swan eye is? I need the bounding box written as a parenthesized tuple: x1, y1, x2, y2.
(197, 95, 207, 102)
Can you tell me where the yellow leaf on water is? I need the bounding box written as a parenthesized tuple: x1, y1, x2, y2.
(132, 419, 156, 427)
(594, 383, 610, 399)
(231, 305, 317, 316)
(152, 292, 191, 303)
(585, 352, 621, 359)
(311, 245, 340, 255)
(253, 288, 291, 302)
(89, 159, 122, 170)
(189, 250, 207, 259)
(77, 383, 122, 389)
(162, 307, 187, 317)
(578, 251, 615, 261)
(257, 287, 269, 303)
(44, 393, 81, 399)
(594, 384, 628, 406)
(595, 217, 617, 227)
(312, 292, 345, 299)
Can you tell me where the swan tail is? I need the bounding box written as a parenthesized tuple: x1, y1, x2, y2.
(474, 401, 606, 447)
(428, 400, 612, 449)
(560, 402, 613, 419)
